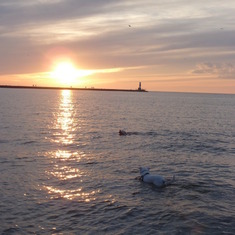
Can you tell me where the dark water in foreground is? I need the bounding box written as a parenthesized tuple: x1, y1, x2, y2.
(0, 89, 235, 234)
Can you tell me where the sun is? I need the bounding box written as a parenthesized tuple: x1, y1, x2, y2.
(50, 61, 79, 85)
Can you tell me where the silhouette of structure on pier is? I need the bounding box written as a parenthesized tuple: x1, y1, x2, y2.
(138, 82, 142, 91)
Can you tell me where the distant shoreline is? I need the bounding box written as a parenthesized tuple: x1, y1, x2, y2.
(0, 85, 147, 92)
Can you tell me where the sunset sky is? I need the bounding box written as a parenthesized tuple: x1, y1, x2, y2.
(0, 0, 235, 93)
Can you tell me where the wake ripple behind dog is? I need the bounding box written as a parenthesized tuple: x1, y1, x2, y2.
(139, 167, 175, 187)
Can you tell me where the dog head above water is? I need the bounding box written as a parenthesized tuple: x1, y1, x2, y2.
(119, 130, 127, 136)
(139, 167, 150, 176)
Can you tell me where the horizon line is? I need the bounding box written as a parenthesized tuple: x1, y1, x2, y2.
(0, 85, 148, 92)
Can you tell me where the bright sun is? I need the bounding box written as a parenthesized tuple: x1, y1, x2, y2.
(50, 61, 79, 85)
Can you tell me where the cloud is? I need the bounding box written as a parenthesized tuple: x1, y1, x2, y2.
(192, 62, 235, 79)
(1, 0, 235, 88)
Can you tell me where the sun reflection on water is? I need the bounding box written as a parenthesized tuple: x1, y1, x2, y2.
(55, 150, 80, 161)
(52, 90, 76, 145)
(45, 186, 100, 202)
(44, 90, 98, 202)
(46, 165, 81, 180)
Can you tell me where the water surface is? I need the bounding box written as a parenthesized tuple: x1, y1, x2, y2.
(0, 89, 234, 234)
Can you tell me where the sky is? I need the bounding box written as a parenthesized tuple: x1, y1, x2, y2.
(0, 0, 235, 93)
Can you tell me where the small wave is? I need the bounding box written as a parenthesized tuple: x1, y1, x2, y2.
(2, 226, 21, 234)
(104, 203, 128, 212)
(192, 143, 228, 154)
(119, 131, 158, 136)
(85, 161, 98, 165)
(21, 140, 37, 145)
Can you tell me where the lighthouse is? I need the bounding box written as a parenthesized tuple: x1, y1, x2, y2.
(138, 82, 142, 91)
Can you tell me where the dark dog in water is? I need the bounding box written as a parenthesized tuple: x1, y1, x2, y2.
(119, 130, 127, 136)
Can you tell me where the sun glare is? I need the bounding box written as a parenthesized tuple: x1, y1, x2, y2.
(50, 60, 95, 86)
(51, 61, 79, 85)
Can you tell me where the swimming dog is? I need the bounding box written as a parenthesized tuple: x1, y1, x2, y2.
(119, 130, 127, 136)
(139, 167, 175, 187)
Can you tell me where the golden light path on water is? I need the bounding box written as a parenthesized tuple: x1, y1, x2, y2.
(44, 90, 99, 202)
(53, 90, 75, 145)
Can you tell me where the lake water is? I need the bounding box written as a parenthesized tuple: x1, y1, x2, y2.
(0, 89, 234, 234)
